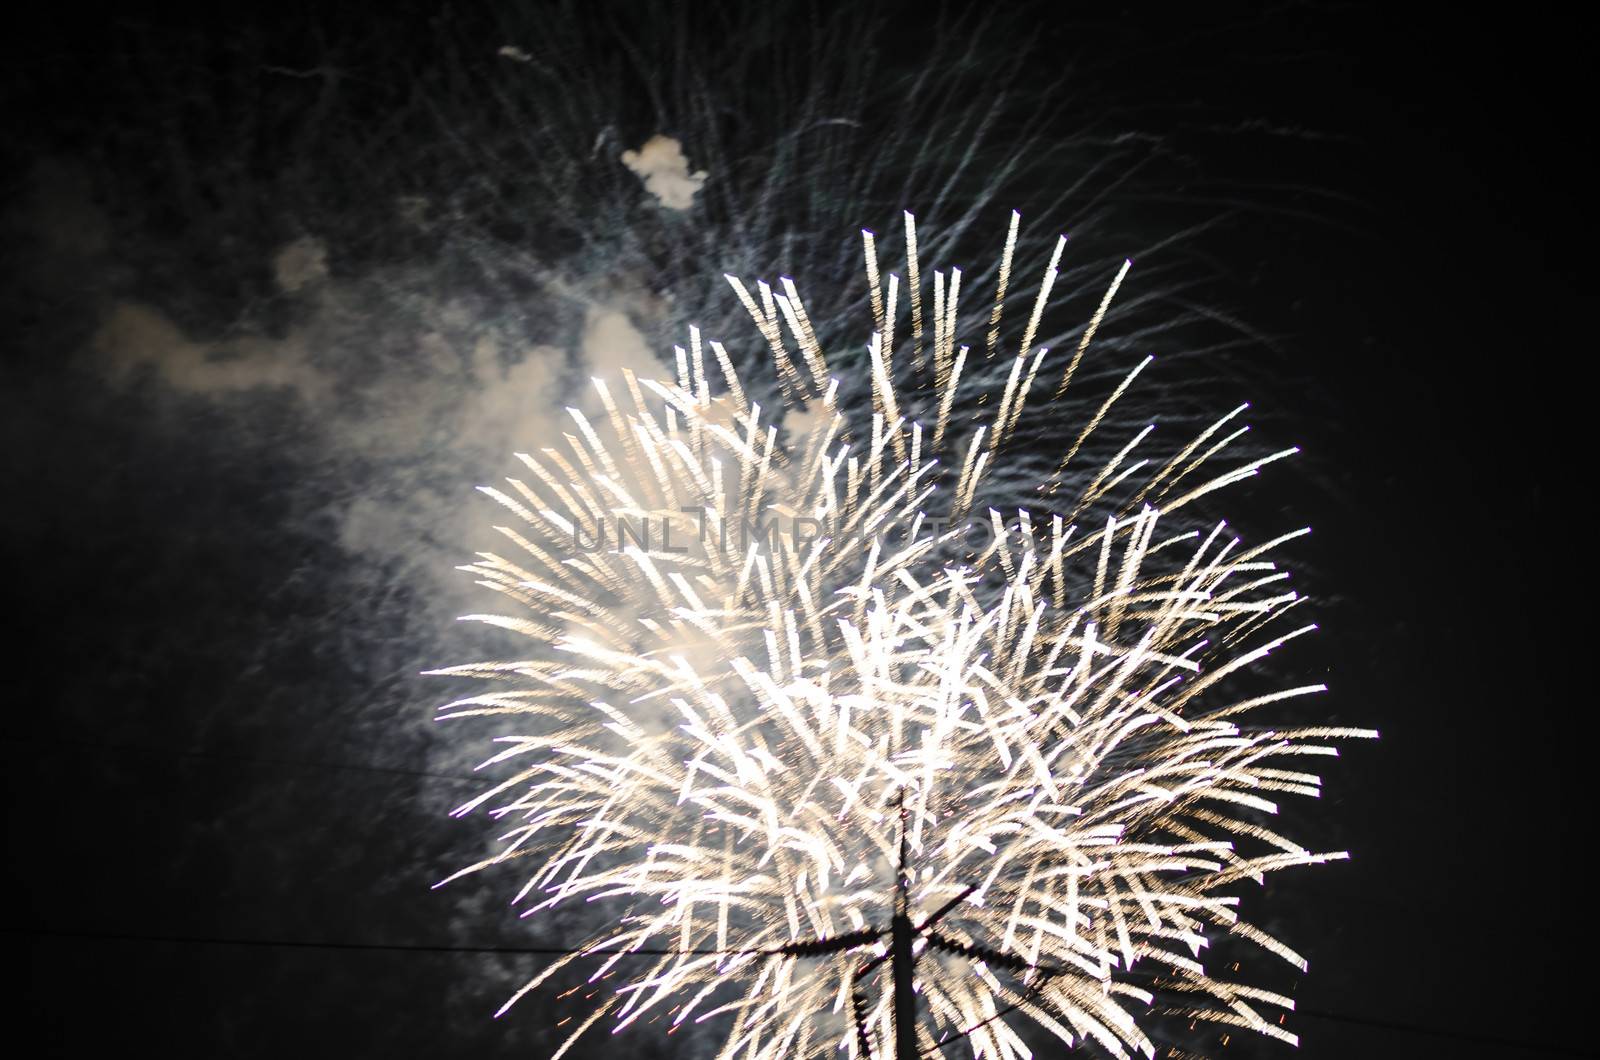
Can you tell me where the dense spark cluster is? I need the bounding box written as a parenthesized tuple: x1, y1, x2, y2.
(432, 214, 1372, 1059)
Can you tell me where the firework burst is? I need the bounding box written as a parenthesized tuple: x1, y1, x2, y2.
(431, 214, 1373, 1059)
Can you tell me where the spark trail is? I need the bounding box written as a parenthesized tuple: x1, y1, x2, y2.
(431, 214, 1373, 1059)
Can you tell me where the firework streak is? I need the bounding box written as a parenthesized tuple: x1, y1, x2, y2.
(430, 214, 1375, 1059)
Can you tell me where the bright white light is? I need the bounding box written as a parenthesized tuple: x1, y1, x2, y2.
(433, 216, 1372, 1059)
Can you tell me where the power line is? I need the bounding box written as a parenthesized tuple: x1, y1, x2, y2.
(0, 734, 1533, 931)
(9, 742, 1582, 1054)
(8, 926, 590, 955)
(1, 734, 481, 786)
(8, 930, 1587, 1055)
(5, 926, 872, 959)
(1292, 1004, 1589, 1056)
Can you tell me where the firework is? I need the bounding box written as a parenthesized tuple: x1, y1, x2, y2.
(432, 214, 1373, 1059)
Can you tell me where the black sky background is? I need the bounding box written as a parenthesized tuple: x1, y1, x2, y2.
(4, 2, 1586, 1057)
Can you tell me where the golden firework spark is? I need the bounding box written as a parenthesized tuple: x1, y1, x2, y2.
(431, 214, 1374, 1059)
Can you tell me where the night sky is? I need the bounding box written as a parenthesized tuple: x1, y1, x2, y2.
(5, 2, 1584, 1057)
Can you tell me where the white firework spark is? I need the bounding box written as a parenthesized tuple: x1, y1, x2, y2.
(432, 214, 1373, 1059)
